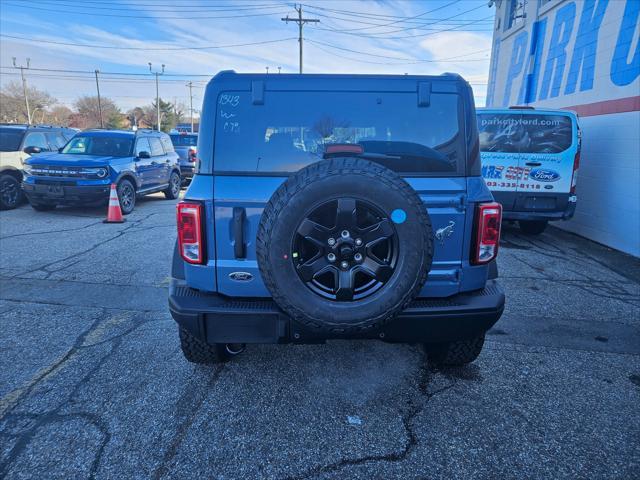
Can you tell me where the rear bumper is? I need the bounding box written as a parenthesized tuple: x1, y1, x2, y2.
(493, 191, 577, 222)
(23, 182, 110, 204)
(179, 165, 195, 179)
(168, 279, 505, 345)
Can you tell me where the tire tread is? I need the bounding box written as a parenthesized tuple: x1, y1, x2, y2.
(256, 158, 434, 334)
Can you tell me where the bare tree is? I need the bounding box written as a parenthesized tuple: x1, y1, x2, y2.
(0, 81, 56, 123)
(73, 95, 124, 129)
(49, 105, 73, 126)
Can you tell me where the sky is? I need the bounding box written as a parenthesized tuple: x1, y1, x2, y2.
(0, 0, 495, 116)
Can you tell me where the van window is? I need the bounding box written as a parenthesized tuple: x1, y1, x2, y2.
(214, 91, 462, 175)
(478, 113, 573, 154)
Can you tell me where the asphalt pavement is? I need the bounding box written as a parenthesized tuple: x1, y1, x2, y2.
(1, 195, 639, 479)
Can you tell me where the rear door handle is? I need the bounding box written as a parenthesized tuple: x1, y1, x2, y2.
(232, 207, 246, 258)
(525, 162, 542, 167)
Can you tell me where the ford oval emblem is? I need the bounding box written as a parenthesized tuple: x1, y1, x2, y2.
(229, 272, 253, 282)
(530, 168, 560, 182)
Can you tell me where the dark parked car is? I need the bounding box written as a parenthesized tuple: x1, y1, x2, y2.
(169, 133, 197, 185)
(0, 124, 76, 210)
(22, 129, 181, 213)
(169, 71, 504, 366)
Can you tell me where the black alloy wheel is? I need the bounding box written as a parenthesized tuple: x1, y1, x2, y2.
(165, 171, 181, 199)
(292, 197, 398, 301)
(0, 175, 21, 210)
(117, 179, 136, 215)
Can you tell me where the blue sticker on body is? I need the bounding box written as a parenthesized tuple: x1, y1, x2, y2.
(391, 209, 407, 224)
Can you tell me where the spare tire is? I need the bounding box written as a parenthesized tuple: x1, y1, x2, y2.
(256, 158, 433, 333)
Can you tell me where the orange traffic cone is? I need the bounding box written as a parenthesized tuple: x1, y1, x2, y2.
(103, 184, 125, 223)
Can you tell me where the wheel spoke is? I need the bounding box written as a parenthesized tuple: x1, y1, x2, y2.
(297, 256, 330, 282)
(335, 268, 354, 301)
(335, 198, 357, 229)
(360, 219, 394, 247)
(358, 257, 394, 282)
(296, 218, 331, 246)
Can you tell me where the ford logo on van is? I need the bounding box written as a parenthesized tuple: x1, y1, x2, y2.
(530, 169, 560, 182)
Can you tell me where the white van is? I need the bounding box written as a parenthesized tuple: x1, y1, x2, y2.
(477, 107, 581, 234)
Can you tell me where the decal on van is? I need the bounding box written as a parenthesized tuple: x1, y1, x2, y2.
(530, 169, 560, 182)
(482, 165, 504, 179)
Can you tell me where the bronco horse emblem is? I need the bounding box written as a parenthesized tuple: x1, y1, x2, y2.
(435, 221, 455, 245)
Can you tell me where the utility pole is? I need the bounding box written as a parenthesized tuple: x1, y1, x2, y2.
(186, 81, 194, 133)
(149, 62, 165, 131)
(94, 70, 104, 128)
(12, 57, 31, 124)
(281, 4, 319, 74)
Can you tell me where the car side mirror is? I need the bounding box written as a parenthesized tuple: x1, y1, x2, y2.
(58, 147, 64, 153)
(23, 146, 42, 155)
(137, 151, 151, 159)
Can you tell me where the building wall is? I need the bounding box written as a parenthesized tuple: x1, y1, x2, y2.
(486, 0, 640, 256)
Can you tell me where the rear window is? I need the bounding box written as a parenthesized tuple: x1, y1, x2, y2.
(214, 91, 462, 175)
(170, 134, 197, 147)
(0, 128, 25, 152)
(478, 113, 573, 154)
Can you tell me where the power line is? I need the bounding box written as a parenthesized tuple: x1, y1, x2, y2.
(0, 34, 297, 51)
(306, 40, 489, 70)
(300, 2, 486, 21)
(13, 0, 286, 12)
(0, 65, 211, 77)
(2, 1, 289, 19)
(303, 4, 489, 38)
(22, 0, 285, 6)
(311, 14, 494, 40)
(0, 71, 208, 84)
(317, 0, 459, 33)
(305, 39, 489, 63)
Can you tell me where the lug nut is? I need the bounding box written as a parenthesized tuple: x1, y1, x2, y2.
(327, 253, 336, 262)
(328, 237, 336, 246)
(340, 261, 349, 269)
(354, 253, 363, 262)
(355, 238, 363, 246)
(341, 230, 350, 238)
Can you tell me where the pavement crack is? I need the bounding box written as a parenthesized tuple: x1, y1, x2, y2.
(0, 309, 154, 477)
(0, 220, 104, 241)
(152, 366, 226, 480)
(283, 351, 455, 480)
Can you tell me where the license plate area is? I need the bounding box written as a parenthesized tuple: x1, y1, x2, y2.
(47, 184, 64, 196)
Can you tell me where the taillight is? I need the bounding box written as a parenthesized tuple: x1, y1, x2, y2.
(570, 150, 580, 194)
(472, 202, 502, 265)
(188, 148, 197, 162)
(177, 202, 204, 264)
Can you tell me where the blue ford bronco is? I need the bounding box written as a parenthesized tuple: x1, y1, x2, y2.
(169, 71, 505, 366)
(22, 129, 181, 214)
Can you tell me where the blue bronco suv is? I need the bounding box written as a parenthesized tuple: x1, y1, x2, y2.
(23, 129, 181, 214)
(169, 71, 505, 366)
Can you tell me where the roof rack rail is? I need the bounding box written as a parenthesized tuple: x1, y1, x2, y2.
(509, 105, 535, 110)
